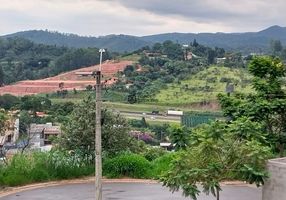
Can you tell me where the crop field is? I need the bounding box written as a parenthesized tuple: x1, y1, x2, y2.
(0, 60, 132, 96)
(155, 66, 254, 106)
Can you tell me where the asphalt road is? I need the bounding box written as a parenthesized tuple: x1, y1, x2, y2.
(120, 112, 181, 122)
(0, 183, 261, 200)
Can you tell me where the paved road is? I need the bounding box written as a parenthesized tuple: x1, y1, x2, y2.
(0, 183, 261, 200)
(120, 112, 181, 122)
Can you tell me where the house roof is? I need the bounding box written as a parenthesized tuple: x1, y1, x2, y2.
(44, 126, 61, 135)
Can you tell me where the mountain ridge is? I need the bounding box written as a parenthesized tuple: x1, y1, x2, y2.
(2, 25, 286, 53)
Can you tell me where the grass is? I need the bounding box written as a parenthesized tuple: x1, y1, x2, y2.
(155, 66, 254, 106)
(0, 151, 177, 187)
(47, 66, 252, 113)
(103, 152, 176, 179)
(0, 151, 94, 187)
(117, 54, 141, 62)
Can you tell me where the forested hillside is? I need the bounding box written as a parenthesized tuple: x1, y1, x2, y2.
(112, 40, 236, 105)
(3, 25, 286, 54)
(3, 30, 150, 53)
(0, 37, 110, 84)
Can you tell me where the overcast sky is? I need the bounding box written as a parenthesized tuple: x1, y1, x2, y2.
(0, 0, 285, 36)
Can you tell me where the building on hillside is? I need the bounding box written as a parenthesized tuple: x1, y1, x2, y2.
(29, 123, 61, 149)
(0, 118, 19, 146)
(216, 57, 226, 64)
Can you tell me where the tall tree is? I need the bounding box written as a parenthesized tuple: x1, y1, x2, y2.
(271, 40, 283, 55)
(0, 65, 4, 86)
(161, 121, 272, 200)
(60, 96, 137, 157)
(219, 56, 286, 156)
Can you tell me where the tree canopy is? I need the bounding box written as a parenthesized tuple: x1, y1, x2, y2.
(60, 96, 137, 157)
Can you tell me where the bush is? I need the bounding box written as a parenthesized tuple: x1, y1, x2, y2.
(142, 147, 167, 161)
(104, 153, 152, 178)
(152, 153, 176, 178)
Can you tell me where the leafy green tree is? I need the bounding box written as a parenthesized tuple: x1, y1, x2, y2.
(161, 121, 272, 200)
(20, 96, 51, 114)
(60, 96, 137, 157)
(86, 85, 93, 91)
(219, 56, 286, 156)
(207, 49, 216, 64)
(0, 94, 20, 110)
(0, 110, 8, 135)
(162, 40, 184, 60)
(169, 125, 190, 151)
(0, 65, 4, 86)
(271, 40, 283, 55)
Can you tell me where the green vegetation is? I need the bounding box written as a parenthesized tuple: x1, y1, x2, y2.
(59, 96, 136, 157)
(155, 66, 253, 106)
(0, 151, 94, 187)
(47, 90, 127, 103)
(118, 53, 141, 62)
(5, 26, 286, 54)
(160, 56, 285, 200)
(161, 121, 272, 200)
(0, 37, 110, 84)
(103, 153, 152, 178)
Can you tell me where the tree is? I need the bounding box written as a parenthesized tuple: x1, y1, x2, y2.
(0, 94, 20, 110)
(218, 56, 286, 157)
(18, 111, 36, 153)
(60, 96, 137, 157)
(0, 65, 4, 86)
(86, 85, 93, 91)
(0, 110, 8, 136)
(20, 96, 51, 114)
(271, 40, 283, 55)
(169, 125, 190, 151)
(161, 121, 272, 200)
(207, 49, 216, 64)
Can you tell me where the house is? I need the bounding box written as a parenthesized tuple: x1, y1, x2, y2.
(29, 123, 61, 149)
(0, 118, 19, 146)
(216, 57, 226, 64)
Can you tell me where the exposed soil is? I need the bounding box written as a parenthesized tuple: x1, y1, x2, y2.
(0, 60, 132, 96)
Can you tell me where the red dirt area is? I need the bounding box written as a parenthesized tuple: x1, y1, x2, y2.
(0, 60, 132, 96)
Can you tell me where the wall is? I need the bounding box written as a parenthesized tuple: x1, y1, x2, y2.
(262, 158, 286, 200)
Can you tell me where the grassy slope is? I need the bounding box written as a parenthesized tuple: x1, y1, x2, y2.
(155, 66, 253, 106)
(48, 65, 253, 114)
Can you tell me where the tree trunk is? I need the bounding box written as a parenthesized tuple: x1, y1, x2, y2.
(216, 187, 220, 200)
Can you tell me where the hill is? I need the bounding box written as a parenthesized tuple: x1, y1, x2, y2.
(3, 30, 150, 53)
(0, 60, 132, 96)
(142, 26, 286, 54)
(0, 37, 111, 84)
(154, 66, 253, 109)
(2, 26, 286, 53)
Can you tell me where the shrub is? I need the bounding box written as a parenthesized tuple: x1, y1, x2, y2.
(103, 153, 152, 178)
(152, 153, 176, 178)
(142, 147, 167, 161)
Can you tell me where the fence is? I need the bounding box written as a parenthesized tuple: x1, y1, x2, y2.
(181, 112, 223, 128)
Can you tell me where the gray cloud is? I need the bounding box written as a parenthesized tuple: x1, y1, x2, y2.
(0, 0, 285, 36)
(111, 0, 286, 31)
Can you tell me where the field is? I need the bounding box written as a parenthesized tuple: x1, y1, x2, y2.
(0, 60, 132, 96)
(154, 66, 253, 106)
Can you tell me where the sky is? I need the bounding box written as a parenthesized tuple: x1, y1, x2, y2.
(0, 0, 285, 36)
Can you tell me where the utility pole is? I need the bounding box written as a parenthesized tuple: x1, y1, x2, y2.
(95, 48, 105, 200)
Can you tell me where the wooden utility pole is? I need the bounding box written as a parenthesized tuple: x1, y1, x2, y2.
(95, 49, 105, 200)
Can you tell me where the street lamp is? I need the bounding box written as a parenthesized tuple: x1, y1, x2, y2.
(95, 48, 105, 200)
